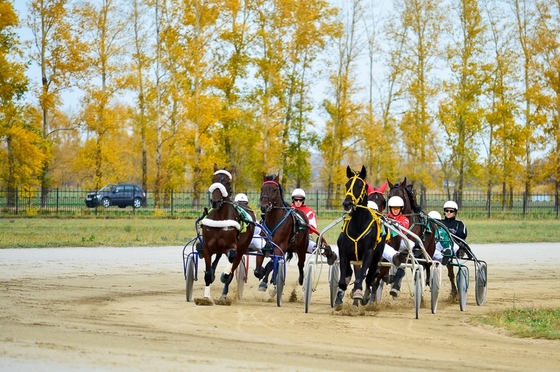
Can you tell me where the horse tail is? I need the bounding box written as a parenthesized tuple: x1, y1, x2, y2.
(286, 250, 294, 262)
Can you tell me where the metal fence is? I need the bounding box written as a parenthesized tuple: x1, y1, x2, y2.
(1, 188, 558, 219)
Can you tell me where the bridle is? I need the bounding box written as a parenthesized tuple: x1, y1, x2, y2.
(260, 180, 281, 214)
(344, 174, 367, 211)
(209, 170, 232, 209)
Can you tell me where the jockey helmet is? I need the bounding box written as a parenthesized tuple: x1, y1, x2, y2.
(367, 201, 379, 211)
(428, 210, 442, 220)
(234, 193, 249, 204)
(291, 188, 306, 200)
(388, 196, 404, 208)
(443, 200, 459, 211)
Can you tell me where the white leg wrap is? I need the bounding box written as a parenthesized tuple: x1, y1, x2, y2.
(224, 264, 232, 276)
(204, 286, 211, 298)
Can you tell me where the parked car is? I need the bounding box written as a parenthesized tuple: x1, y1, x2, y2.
(85, 184, 146, 209)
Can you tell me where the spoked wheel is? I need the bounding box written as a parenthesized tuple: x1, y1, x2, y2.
(374, 280, 384, 303)
(236, 257, 246, 300)
(329, 263, 340, 308)
(304, 264, 313, 313)
(414, 269, 422, 319)
(430, 264, 440, 314)
(457, 265, 468, 311)
(185, 256, 195, 302)
(276, 260, 285, 307)
(475, 262, 487, 306)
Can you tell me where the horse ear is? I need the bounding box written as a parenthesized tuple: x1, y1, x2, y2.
(262, 172, 267, 182)
(379, 181, 388, 194)
(214, 163, 218, 172)
(229, 166, 235, 176)
(402, 177, 407, 186)
(387, 178, 393, 189)
(359, 165, 367, 179)
(346, 166, 353, 178)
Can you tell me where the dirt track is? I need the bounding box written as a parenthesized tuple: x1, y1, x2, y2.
(1, 243, 560, 371)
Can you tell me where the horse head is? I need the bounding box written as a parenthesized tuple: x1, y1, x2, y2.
(368, 180, 388, 213)
(342, 165, 368, 214)
(388, 177, 413, 215)
(259, 173, 283, 214)
(209, 164, 234, 209)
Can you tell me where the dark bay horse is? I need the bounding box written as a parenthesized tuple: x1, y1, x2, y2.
(368, 181, 387, 213)
(255, 174, 309, 290)
(335, 165, 385, 311)
(381, 178, 436, 297)
(199, 164, 256, 304)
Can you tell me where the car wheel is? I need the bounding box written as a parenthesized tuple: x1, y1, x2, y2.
(133, 198, 142, 209)
(101, 197, 111, 208)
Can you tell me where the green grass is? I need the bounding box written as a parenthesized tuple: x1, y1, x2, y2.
(1, 217, 559, 249)
(474, 308, 560, 340)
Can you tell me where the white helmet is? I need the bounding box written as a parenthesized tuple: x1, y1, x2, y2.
(388, 196, 404, 208)
(367, 201, 379, 211)
(443, 200, 458, 211)
(234, 193, 248, 203)
(291, 188, 306, 200)
(428, 210, 442, 220)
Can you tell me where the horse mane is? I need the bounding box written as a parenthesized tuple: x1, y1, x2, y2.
(405, 183, 422, 214)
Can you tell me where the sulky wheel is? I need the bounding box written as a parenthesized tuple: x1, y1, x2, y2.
(185, 256, 195, 302)
(276, 260, 285, 307)
(236, 257, 246, 300)
(329, 263, 340, 308)
(457, 265, 468, 311)
(475, 262, 487, 306)
(430, 263, 440, 314)
(304, 264, 313, 313)
(414, 269, 422, 319)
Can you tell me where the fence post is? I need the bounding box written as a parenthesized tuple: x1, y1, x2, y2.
(486, 189, 491, 219)
(56, 188, 59, 214)
(171, 189, 174, 217)
(523, 192, 527, 218)
(15, 188, 19, 215)
(315, 190, 319, 216)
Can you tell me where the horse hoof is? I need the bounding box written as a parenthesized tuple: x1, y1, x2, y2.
(389, 288, 400, 298)
(353, 289, 363, 300)
(253, 268, 263, 279)
(258, 282, 267, 292)
(269, 286, 277, 297)
(335, 303, 343, 311)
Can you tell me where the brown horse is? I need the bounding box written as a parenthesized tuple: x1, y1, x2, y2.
(254, 174, 309, 291)
(199, 164, 256, 304)
(368, 181, 388, 213)
(380, 178, 436, 297)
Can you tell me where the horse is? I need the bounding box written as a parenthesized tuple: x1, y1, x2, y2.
(254, 174, 309, 292)
(334, 165, 385, 311)
(368, 181, 388, 213)
(198, 164, 256, 304)
(378, 178, 437, 298)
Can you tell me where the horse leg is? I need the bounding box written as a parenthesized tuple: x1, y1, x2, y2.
(220, 246, 238, 284)
(334, 254, 348, 310)
(254, 255, 264, 279)
(297, 248, 306, 286)
(258, 260, 274, 291)
(352, 251, 373, 307)
(202, 252, 218, 299)
(390, 267, 406, 298)
(447, 264, 457, 299)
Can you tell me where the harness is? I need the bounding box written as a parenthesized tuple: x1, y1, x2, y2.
(342, 174, 383, 264)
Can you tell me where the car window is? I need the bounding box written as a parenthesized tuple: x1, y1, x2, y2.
(99, 185, 114, 192)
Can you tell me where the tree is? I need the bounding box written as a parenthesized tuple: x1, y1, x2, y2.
(439, 0, 489, 206)
(27, 0, 84, 205)
(0, 1, 45, 203)
(320, 0, 362, 207)
(394, 0, 444, 195)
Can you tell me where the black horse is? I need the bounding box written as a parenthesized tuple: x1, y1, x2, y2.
(334, 165, 385, 311)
